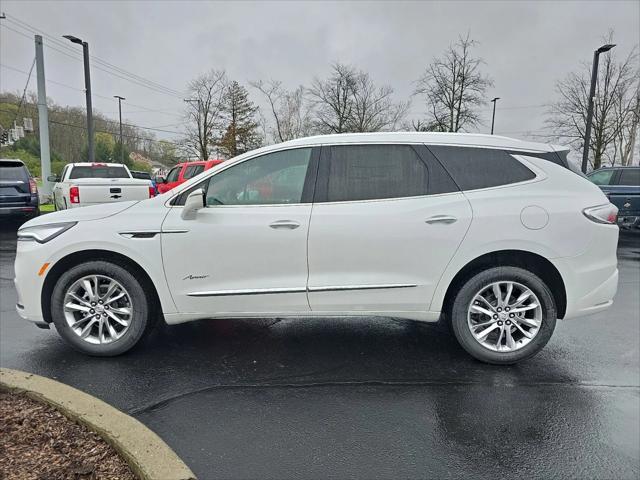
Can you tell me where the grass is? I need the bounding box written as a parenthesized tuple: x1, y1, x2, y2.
(40, 204, 55, 213)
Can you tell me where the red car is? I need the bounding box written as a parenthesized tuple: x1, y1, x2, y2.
(156, 159, 224, 194)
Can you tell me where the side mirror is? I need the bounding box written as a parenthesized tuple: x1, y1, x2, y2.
(155, 176, 166, 184)
(47, 174, 59, 182)
(181, 188, 205, 220)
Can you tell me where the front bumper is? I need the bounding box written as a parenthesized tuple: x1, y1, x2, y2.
(13, 238, 50, 325)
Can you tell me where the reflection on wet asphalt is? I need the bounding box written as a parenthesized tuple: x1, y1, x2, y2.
(1, 219, 639, 479)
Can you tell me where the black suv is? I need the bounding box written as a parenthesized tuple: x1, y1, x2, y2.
(0, 159, 40, 219)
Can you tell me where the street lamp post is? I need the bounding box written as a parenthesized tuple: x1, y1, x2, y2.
(114, 95, 125, 164)
(64, 35, 94, 162)
(581, 43, 616, 173)
(490, 97, 500, 135)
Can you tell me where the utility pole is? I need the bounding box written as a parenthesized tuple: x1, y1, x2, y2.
(185, 98, 205, 159)
(582, 43, 616, 173)
(64, 35, 94, 162)
(490, 97, 500, 135)
(35, 35, 52, 197)
(114, 95, 125, 163)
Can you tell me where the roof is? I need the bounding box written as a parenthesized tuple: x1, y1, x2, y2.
(280, 132, 566, 153)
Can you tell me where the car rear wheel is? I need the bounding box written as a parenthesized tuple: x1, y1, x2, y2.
(450, 266, 557, 364)
(51, 261, 152, 356)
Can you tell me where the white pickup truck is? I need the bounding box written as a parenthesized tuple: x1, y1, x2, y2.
(49, 163, 154, 210)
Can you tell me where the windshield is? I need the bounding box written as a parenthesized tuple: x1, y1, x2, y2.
(69, 165, 129, 179)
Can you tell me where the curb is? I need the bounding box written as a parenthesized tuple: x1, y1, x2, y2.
(0, 368, 196, 480)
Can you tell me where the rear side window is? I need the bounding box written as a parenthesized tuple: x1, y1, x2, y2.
(428, 146, 536, 191)
(183, 165, 205, 179)
(0, 162, 28, 181)
(618, 168, 640, 186)
(588, 169, 615, 186)
(325, 145, 429, 202)
(69, 165, 129, 179)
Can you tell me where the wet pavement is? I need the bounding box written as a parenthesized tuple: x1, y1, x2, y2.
(1, 219, 639, 479)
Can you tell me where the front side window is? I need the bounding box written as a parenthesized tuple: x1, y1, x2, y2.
(166, 166, 181, 183)
(429, 146, 536, 191)
(325, 145, 429, 202)
(183, 165, 205, 179)
(588, 169, 615, 186)
(204, 148, 312, 206)
(618, 168, 640, 186)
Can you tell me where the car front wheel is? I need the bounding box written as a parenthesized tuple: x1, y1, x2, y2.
(450, 266, 557, 364)
(51, 260, 152, 356)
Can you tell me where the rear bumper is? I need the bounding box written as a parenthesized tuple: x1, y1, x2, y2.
(552, 224, 619, 320)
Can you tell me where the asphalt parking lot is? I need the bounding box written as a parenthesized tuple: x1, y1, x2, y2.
(1, 220, 639, 480)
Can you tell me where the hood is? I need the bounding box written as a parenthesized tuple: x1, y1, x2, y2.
(21, 201, 138, 229)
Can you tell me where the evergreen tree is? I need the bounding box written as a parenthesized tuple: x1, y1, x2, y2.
(217, 81, 262, 158)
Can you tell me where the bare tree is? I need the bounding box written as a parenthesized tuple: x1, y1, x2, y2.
(250, 80, 314, 142)
(308, 62, 408, 134)
(349, 72, 409, 132)
(414, 34, 493, 132)
(547, 34, 638, 170)
(308, 63, 358, 134)
(184, 70, 226, 160)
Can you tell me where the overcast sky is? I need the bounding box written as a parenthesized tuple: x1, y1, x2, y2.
(1, 0, 638, 146)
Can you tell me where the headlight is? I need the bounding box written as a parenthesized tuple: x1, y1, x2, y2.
(17, 222, 77, 243)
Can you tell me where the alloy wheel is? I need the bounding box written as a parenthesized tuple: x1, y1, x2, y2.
(467, 281, 542, 352)
(63, 274, 133, 345)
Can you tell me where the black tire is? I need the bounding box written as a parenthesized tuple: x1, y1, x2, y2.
(450, 266, 556, 365)
(51, 260, 151, 356)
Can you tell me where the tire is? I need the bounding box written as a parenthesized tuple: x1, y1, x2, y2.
(51, 260, 152, 356)
(449, 266, 556, 365)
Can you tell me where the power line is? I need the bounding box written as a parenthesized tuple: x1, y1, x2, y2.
(4, 14, 184, 96)
(3, 14, 186, 99)
(1, 62, 185, 123)
(11, 57, 36, 126)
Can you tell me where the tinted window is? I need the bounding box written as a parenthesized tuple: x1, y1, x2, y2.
(429, 146, 536, 191)
(131, 171, 151, 180)
(205, 148, 311, 206)
(166, 166, 181, 183)
(69, 165, 129, 179)
(183, 165, 205, 179)
(0, 162, 28, 181)
(588, 169, 615, 186)
(326, 145, 429, 202)
(618, 168, 640, 186)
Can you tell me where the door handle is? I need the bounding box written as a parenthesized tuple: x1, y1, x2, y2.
(425, 215, 458, 224)
(269, 220, 300, 230)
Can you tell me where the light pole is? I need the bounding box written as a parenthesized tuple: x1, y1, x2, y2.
(581, 43, 616, 173)
(64, 35, 94, 162)
(114, 95, 125, 163)
(490, 97, 500, 135)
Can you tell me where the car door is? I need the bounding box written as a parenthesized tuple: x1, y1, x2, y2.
(52, 165, 69, 210)
(307, 143, 472, 314)
(161, 146, 319, 315)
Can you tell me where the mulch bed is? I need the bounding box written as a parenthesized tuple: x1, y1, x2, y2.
(0, 391, 136, 480)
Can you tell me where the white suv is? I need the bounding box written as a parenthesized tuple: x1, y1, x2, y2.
(14, 133, 619, 364)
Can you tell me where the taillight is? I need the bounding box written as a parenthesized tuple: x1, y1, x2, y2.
(69, 186, 80, 204)
(29, 178, 38, 194)
(148, 186, 156, 198)
(583, 203, 618, 224)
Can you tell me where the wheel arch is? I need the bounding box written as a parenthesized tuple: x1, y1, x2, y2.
(41, 249, 164, 324)
(441, 250, 567, 320)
